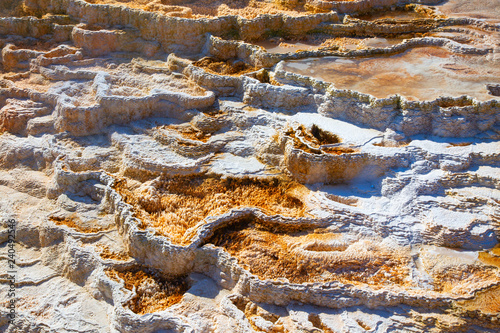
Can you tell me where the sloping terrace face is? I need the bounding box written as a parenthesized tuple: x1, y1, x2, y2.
(114, 175, 308, 245)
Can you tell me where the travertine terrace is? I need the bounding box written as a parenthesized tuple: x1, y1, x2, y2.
(0, 0, 499, 332)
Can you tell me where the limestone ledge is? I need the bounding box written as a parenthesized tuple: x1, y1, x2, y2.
(72, 24, 161, 57)
(36, 163, 499, 315)
(335, 15, 499, 37)
(205, 26, 493, 67)
(0, 14, 73, 39)
(271, 58, 499, 137)
(1, 5, 496, 138)
(281, 134, 409, 184)
(305, 0, 443, 14)
(1, 62, 216, 136)
(22, 0, 340, 53)
(0, 195, 193, 332)
(153, 126, 231, 158)
(163, 35, 500, 138)
(2, 43, 83, 71)
(113, 133, 214, 179)
(1, 39, 498, 139)
(178, 69, 499, 138)
(0, 120, 498, 331)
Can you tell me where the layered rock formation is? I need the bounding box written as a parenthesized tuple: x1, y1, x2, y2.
(0, 0, 499, 332)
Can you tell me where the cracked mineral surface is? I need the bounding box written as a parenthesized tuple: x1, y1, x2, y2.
(0, 0, 499, 332)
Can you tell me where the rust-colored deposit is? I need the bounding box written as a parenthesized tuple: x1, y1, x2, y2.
(208, 218, 411, 286)
(284, 125, 355, 155)
(292, 124, 341, 147)
(479, 250, 500, 270)
(455, 285, 500, 315)
(83, 0, 311, 19)
(446, 142, 472, 148)
(114, 176, 308, 244)
(322, 146, 357, 155)
(163, 124, 211, 142)
(49, 214, 114, 233)
(97, 245, 130, 261)
(431, 265, 500, 296)
(194, 57, 258, 76)
(106, 268, 188, 314)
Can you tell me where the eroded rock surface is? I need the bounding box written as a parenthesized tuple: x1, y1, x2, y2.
(0, 0, 499, 332)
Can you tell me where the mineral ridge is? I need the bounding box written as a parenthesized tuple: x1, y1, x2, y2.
(0, 0, 499, 332)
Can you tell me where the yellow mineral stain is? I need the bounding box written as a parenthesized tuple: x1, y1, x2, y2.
(455, 285, 500, 315)
(106, 268, 188, 315)
(114, 176, 309, 245)
(208, 218, 411, 287)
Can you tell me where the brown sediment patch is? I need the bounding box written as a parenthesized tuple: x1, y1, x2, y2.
(201, 106, 225, 117)
(309, 124, 341, 145)
(455, 285, 500, 315)
(113, 175, 308, 245)
(163, 124, 211, 142)
(0, 0, 39, 17)
(285, 125, 355, 155)
(373, 140, 411, 147)
(479, 252, 500, 269)
(355, 319, 372, 331)
(322, 146, 356, 155)
(207, 217, 411, 286)
(97, 245, 130, 261)
(49, 214, 114, 233)
(436, 98, 474, 108)
(446, 142, 472, 148)
(309, 313, 335, 333)
(351, 4, 437, 22)
(106, 267, 188, 314)
(286, 125, 341, 148)
(193, 57, 258, 76)
(479, 244, 500, 269)
(1, 39, 63, 52)
(83, 0, 310, 19)
(432, 265, 500, 296)
(5, 73, 56, 93)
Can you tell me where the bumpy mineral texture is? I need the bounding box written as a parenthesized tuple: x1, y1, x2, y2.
(0, 0, 499, 332)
